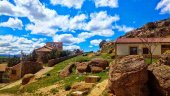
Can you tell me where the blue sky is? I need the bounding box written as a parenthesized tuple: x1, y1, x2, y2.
(0, 0, 170, 54)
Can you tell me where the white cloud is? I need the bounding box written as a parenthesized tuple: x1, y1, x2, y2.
(0, 18, 23, 30)
(63, 45, 80, 50)
(156, 0, 170, 14)
(53, 34, 84, 45)
(90, 39, 102, 46)
(93, 0, 118, 8)
(0, 35, 45, 54)
(50, 0, 85, 9)
(113, 25, 134, 33)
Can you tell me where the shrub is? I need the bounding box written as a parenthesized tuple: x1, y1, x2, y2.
(7, 56, 20, 67)
(50, 88, 59, 94)
(64, 84, 71, 91)
(60, 50, 71, 57)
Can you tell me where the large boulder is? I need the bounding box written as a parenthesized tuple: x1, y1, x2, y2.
(90, 66, 103, 73)
(22, 74, 35, 85)
(76, 62, 91, 73)
(148, 52, 170, 96)
(71, 82, 94, 92)
(59, 63, 75, 77)
(89, 58, 109, 69)
(108, 55, 149, 96)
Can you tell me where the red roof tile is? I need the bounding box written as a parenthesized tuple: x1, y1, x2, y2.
(116, 38, 170, 44)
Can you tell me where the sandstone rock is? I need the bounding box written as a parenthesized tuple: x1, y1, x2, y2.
(91, 66, 103, 73)
(76, 62, 91, 73)
(59, 63, 75, 77)
(71, 90, 89, 96)
(22, 74, 34, 85)
(148, 52, 170, 96)
(109, 55, 149, 96)
(89, 58, 109, 69)
(85, 76, 101, 83)
(71, 82, 94, 91)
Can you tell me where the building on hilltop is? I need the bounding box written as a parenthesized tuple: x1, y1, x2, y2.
(115, 38, 170, 57)
(35, 42, 63, 63)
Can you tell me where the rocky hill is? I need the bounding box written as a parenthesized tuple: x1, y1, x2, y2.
(123, 18, 170, 38)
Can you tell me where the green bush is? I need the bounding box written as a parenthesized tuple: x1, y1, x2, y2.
(7, 56, 20, 67)
(50, 88, 59, 94)
(64, 84, 71, 91)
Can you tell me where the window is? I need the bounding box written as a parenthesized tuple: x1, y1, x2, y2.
(11, 70, 16, 74)
(130, 47, 138, 55)
(143, 48, 149, 54)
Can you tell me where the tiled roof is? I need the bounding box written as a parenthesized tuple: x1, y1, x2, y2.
(115, 38, 170, 44)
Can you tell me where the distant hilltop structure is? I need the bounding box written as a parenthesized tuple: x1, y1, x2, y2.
(35, 42, 63, 63)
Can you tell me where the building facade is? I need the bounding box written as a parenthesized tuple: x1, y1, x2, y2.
(115, 38, 170, 56)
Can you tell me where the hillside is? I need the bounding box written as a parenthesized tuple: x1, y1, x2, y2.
(0, 53, 113, 96)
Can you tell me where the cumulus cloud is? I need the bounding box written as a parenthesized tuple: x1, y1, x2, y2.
(156, 0, 170, 14)
(93, 0, 118, 8)
(0, 35, 45, 54)
(50, 0, 85, 9)
(0, 18, 23, 30)
(63, 45, 80, 50)
(90, 39, 102, 46)
(113, 25, 134, 33)
(53, 34, 84, 45)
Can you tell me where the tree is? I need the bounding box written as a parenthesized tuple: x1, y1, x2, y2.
(99, 40, 107, 48)
(138, 32, 163, 64)
(7, 56, 20, 67)
(48, 49, 60, 59)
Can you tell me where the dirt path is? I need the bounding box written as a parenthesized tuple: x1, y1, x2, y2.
(88, 79, 108, 96)
(0, 67, 54, 90)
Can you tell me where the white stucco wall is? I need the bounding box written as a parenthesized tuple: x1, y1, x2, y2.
(116, 43, 162, 56)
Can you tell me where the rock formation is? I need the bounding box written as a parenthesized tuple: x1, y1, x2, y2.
(108, 55, 149, 96)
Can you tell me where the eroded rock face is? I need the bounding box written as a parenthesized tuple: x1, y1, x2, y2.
(108, 55, 149, 96)
(59, 63, 75, 77)
(148, 52, 170, 96)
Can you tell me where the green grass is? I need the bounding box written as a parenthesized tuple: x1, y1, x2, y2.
(145, 58, 158, 64)
(0, 54, 112, 94)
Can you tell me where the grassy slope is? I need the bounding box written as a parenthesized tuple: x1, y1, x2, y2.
(0, 53, 112, 94)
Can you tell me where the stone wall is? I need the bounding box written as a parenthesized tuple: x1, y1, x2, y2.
(8, 61, 43, 81)
(21, 61, 43, 77)
(48, 55, 78, 67)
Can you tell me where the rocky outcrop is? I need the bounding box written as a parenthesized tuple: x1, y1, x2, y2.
(123, 18, 170, 38)
(59, 63, 75, 77)
(76, 58, 109, 73)
(108, 55, 149, 96)
(148, 52, 170, 96)
(76, 62, 91, 73)
(88, 58, 109, 69)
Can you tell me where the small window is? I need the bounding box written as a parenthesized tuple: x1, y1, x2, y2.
(143, 48, 149, 54)
(11, 70, 16, 74)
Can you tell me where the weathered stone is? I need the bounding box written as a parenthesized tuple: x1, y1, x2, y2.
(22, 74, 34, 85)
(148, 52, 170, 96)
(71, 90, 89, 96)
(91, 66, 103, 73)
(108, 55, 149, 96)
(76, 62, 91, 73)
(59, 63, 75, 77)
(85, 76, 101, 83)
(89, 58, 109, 69)
(71, 82, 94, 91)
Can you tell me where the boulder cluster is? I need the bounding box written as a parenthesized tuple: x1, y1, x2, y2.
(59, 58, 109, 78)
(109, 54, 170, 96)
